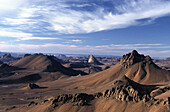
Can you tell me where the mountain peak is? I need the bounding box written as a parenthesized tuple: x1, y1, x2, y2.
(120, 50, 152, 68)
(131, 50, 139, 56)
(1, 53, 13, 58)
(13, 53, 87, 76)
(88, 55, 102, 65)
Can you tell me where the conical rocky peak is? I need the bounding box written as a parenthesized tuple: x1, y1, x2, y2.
(120, 50, 152, 68)
(88, 55, 102, 65)
(2, 54, 12, 58)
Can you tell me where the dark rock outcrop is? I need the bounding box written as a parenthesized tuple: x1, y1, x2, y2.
(46, 76, 157, 108)
(120, 50, 152, 68)
(24, 54, 31, 57)
(51, 93, 94, 107)
(28, 83, 40, 89)
(28, 101, 38, 106)
(1, 54, 12, 58)
(5, 106, 16, 111)
(0, 53, 18, 63)
(102, 76, 156, 102)
(36, 76, 169, 111)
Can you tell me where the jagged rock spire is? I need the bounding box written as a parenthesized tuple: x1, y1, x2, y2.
(88, 55, 102, 65)
(120, 50, 152, 68)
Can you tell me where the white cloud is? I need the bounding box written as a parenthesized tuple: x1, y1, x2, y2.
(0, 0, 28, 16)
(2, 18, 35, 25)
(71, 3, 94, 8)
(1, 0, 170, 35)
(42, 0, 170, 34)
(0, 30, 58, 41)
(95, 44, 169, 50)
(71, 39, 82, 43)
(0, 43, 82, 53)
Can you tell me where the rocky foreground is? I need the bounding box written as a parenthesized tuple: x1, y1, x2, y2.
(9, 76, 169, 112)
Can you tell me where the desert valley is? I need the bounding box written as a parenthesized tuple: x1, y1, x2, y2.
(0, 50, 169, 112)
(0, 0, 170, 112)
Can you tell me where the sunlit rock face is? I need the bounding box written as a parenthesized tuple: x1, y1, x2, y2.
(120, 50, 152, 68)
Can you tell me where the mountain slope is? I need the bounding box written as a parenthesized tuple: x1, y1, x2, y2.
(121, 50, 170, 84)
(65, 50, 170, 89)
(13, 54, 86, 76)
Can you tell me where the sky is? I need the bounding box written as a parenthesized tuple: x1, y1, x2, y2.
(0, 0, 170, 57)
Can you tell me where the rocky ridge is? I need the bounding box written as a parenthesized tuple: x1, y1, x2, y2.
(103, 76, 154, 102)
(38, 76, 169, 110)
(0, 53, 19, 63)
(120, 50, 152, 68)
(13, 53, 87, 76)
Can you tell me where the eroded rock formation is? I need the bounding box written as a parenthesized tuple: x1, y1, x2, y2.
(42, 76, 169, 110)
(88, 55, 103, 65)
(120, 50, 152, 68)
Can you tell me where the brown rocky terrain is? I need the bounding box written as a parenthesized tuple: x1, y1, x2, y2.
(0, 54, 87, 85)
(0, 50, 169, 112)
(0, 54, 20, 64)
(63, 55, 114, 75)
(154, 57, 170, 70)
(7, 76, 170, 112)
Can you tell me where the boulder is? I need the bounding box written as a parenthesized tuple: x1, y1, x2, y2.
(28, 83, 40, 89)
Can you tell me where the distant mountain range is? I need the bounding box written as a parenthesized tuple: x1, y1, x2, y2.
(0, 51, 168, 59)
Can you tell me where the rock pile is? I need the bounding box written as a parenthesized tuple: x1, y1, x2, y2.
(52, 93, 94, 107)
(150, 87, 170, 97)
(102, 76, 154, 102)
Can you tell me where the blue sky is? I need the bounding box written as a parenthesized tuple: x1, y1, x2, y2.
(0, 0, 170, 57)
